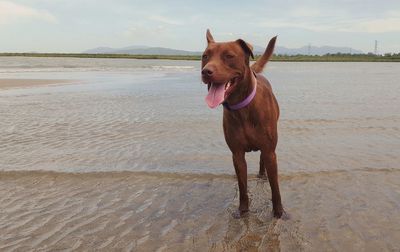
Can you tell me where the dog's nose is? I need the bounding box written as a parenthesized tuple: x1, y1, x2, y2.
(201, 67, 214, 77)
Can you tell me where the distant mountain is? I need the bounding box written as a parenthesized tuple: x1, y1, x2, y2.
(84, 45, 151, 54)
(84, 47, 114, 54)
(83, 46, 201, 55)
(254, 45, 363, 56)
(84, 45, 363, 56)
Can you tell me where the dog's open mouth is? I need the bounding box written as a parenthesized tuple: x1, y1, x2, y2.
(205, 77, 237, 108)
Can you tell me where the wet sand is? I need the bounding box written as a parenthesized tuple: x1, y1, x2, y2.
(0, 79, 72, 90)
(1, 169, 399, 251)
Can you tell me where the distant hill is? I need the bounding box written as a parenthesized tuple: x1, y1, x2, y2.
(84, 45, 363, 56)
(254, 45, 363, 56)
(83, 46, 201, 55)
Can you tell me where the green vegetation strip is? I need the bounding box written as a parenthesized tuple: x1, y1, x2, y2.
(1, 53, 400, 62)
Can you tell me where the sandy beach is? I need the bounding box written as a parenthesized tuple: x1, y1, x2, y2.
(0, 79, 72, 90)
(1, 169, 399, 251)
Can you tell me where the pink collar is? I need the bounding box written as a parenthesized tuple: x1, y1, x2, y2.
(223, 72, 257, 111)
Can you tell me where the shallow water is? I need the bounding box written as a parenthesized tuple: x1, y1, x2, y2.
(0, 57, 399, 251)
(1, 57, 399, 175)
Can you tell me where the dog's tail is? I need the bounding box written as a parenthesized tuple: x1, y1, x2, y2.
(251, 36, 277, 74)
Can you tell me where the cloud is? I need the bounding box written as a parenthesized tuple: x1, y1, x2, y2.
(255, 9, 400, 33)
(123, 25, 166, 38)
(122, 23, 173, 46)
(147, 15, 182, 25)
(0, 1, 56, 25)
(352, 17, 400, 33)
(289, 7, 322, 18)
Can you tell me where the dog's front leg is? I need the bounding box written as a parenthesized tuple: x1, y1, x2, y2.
(232, 151, 249, 218)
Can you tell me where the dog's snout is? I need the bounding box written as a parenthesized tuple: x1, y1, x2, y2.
(201, 67, 214, 77)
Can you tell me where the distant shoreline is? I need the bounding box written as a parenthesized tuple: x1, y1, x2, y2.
(1, 52, 399, 62)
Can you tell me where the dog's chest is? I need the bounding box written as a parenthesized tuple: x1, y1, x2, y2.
(223, 113, 265, 152)
(242, 122, 264, 151)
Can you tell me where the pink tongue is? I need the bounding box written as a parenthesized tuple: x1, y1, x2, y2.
(205, 83, 226, 108)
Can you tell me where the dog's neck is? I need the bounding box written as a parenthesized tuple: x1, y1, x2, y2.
(223, 67, 256, 109)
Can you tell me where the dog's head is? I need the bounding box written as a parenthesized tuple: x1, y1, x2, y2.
(201, 29, 254, 108)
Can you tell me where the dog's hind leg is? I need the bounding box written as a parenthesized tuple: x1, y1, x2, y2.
(257, 153, 268, 179)
(261, 149, 284, 218)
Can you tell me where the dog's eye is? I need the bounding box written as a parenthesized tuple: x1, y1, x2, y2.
(225, 54, 235, 59)
(202, 54, 209, 60)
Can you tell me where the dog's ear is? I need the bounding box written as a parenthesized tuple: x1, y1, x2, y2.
(236, 39, 254, 59)
(206, 29, 215, 44)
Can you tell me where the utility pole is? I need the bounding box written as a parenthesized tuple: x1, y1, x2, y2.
(374, 40, 378, 55)
(308, 43, 311, 55)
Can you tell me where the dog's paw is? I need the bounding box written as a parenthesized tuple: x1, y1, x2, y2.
(256, 173, 268, 180)
(273, 208, 290, 220)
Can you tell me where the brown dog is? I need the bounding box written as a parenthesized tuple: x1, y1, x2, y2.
(201, 29, 284, 218)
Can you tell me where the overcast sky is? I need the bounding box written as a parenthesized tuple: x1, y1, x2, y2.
(1, 0, 399, 53)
